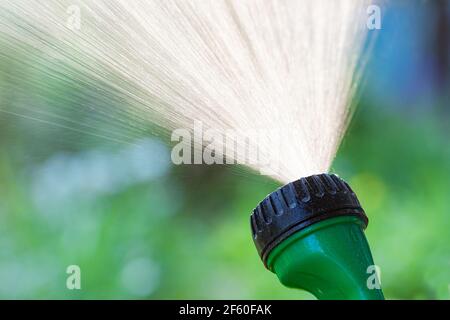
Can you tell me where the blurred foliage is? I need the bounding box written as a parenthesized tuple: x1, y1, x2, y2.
(335, 105, 450, 299)
(0, 1, 449, 300)
(0, 94, 448, 299)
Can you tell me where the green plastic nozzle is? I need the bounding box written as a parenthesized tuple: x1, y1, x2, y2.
(250, 174, 384, 300)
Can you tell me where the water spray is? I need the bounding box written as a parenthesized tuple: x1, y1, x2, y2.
(0, 0, 381, 300)
(251, 173, 384, 300)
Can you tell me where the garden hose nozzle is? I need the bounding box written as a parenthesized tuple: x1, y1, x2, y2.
(250, 173, 384, 300)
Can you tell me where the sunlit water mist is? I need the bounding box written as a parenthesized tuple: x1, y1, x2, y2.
(0, 0, 372, 183)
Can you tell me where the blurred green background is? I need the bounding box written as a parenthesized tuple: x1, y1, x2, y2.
(0, 1, 449, 299)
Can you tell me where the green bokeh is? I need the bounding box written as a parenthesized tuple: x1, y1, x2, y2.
(0, 4, 449, 300)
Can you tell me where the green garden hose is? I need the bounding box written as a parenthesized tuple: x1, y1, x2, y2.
(250, 173, 384, 300)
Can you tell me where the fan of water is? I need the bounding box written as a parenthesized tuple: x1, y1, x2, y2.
(0, 0, 372, 183)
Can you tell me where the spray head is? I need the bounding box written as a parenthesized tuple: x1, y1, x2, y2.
(250, 173, 384, 300)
